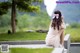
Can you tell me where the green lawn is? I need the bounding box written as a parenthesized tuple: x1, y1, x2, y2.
(0, 48, 53, 53)
(0, 28, 80, 42)
(65, 28, 80, 42)
(0, 32, 46, 41)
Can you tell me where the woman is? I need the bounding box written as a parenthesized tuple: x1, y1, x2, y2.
(45, 10, 66, 47)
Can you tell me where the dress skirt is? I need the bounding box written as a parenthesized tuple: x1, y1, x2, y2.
(45, 27, 60, 47)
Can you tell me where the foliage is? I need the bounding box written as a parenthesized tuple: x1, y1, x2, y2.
(17, 11, 50, 30)
(16, 0, 40, 12)
(0, 10, 50, 31)
(0, 2, 11, 15)
(0, 0, 42, 16)
(70, 23, 80, 28)
(0, 0, 42, 33)
(64, 23, 80, 42)
(0, 14, 11, 27)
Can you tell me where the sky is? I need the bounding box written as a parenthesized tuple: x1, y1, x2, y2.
(0, 0, 8, 2)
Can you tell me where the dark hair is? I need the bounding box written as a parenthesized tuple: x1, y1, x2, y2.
(51, 10, 62, 30)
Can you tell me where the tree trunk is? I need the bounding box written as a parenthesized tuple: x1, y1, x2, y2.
(11, 0, 16, 33)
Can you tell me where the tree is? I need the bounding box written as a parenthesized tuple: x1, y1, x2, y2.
(0, 0, 41, 33)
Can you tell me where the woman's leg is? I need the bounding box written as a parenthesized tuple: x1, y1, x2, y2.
(60, 30, 64, 46)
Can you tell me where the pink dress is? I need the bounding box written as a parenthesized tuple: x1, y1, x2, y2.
(45, 20, 66, 47)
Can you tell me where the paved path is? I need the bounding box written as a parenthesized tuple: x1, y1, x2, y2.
(0, 44, 53, 48)
(0, 40, 45, 45)
(9, 44, 53, 48)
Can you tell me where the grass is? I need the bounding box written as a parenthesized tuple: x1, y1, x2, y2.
(65, 27, 80, 42)
(0, 27, 10, 33)
(0, 48, 53, 53)
(0, 27, 80, 42)
(0, 32, 46, 41)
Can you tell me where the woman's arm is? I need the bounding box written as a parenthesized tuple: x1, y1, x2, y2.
(60, 29, 64, 46)
(59, 17, 65, 46)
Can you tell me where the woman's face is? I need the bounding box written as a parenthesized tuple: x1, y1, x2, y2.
(54, 14, 59, 19)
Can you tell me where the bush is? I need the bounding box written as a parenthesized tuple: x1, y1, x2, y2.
(17, 12, 50, 30)
(0, 14, 11, 27)
(70, 23, 80, 28)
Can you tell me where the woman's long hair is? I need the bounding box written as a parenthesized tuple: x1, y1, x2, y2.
(51, 10, 62, 30)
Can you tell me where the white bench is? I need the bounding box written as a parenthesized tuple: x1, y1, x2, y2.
(52, 34, 70, 53)
(64, 34, 70, 53)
